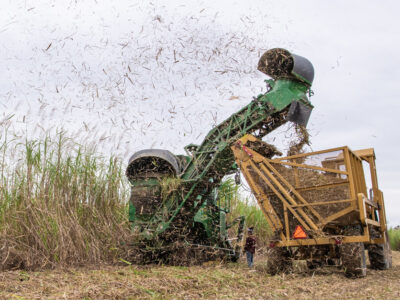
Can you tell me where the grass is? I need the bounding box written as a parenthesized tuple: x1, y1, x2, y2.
(0, 130, 269, 271)
(389, 228, 400, 251)
(0, 131, 131, 270)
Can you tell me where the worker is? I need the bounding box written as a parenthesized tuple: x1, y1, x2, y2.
(244, 227, 256, 268)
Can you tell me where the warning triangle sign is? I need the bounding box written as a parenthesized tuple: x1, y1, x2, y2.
(293, 225, 307, 239)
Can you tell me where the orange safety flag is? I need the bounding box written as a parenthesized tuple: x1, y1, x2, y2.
(292, 225, 307, 239)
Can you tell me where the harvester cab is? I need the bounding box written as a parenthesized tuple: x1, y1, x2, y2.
(125, 48, 315, 264)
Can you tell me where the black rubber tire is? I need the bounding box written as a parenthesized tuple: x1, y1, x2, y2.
(306, 259, 323, 270)
(230, 245, 241, 262)
(368, 229, 392, 270)
(340, 225, 367, 278)
(266, 247, 293, 275)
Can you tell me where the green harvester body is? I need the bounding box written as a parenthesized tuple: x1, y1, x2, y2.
(125, 48, 315, 262)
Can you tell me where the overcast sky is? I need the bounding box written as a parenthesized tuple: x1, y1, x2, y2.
(1, 0, 399, 226)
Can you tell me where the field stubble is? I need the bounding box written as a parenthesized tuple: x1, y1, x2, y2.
(0, 251, 399, 299)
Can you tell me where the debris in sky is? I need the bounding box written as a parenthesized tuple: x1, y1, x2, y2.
(0, 1, 274, 161)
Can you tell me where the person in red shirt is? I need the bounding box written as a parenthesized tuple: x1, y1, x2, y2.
(244, 227, 256, 268)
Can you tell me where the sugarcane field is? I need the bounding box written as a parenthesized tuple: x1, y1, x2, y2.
(1, 1, 400, 299)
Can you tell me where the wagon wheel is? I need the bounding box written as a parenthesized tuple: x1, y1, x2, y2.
(340, 225, 367, 278)
(306, 259, 323, 270)
(367, 227, 392, 270)
(266, 247, 293, 275)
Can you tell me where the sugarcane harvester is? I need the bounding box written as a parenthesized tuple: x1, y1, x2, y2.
(125, 48, 315, 264)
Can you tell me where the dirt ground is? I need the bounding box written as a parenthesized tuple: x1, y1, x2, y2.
(1, 251, 399, 299)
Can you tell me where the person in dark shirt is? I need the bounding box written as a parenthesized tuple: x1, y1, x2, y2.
(244, 227, 256, 268)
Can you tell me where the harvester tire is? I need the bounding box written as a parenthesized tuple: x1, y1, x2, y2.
(266, 247, 293, 275)
(368, 229, 392, 270)
(231, 245, 241, 262)
(340, 225, 367, 278)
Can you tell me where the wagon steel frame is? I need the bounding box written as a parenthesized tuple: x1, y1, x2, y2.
(231, 134, 388, 247)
